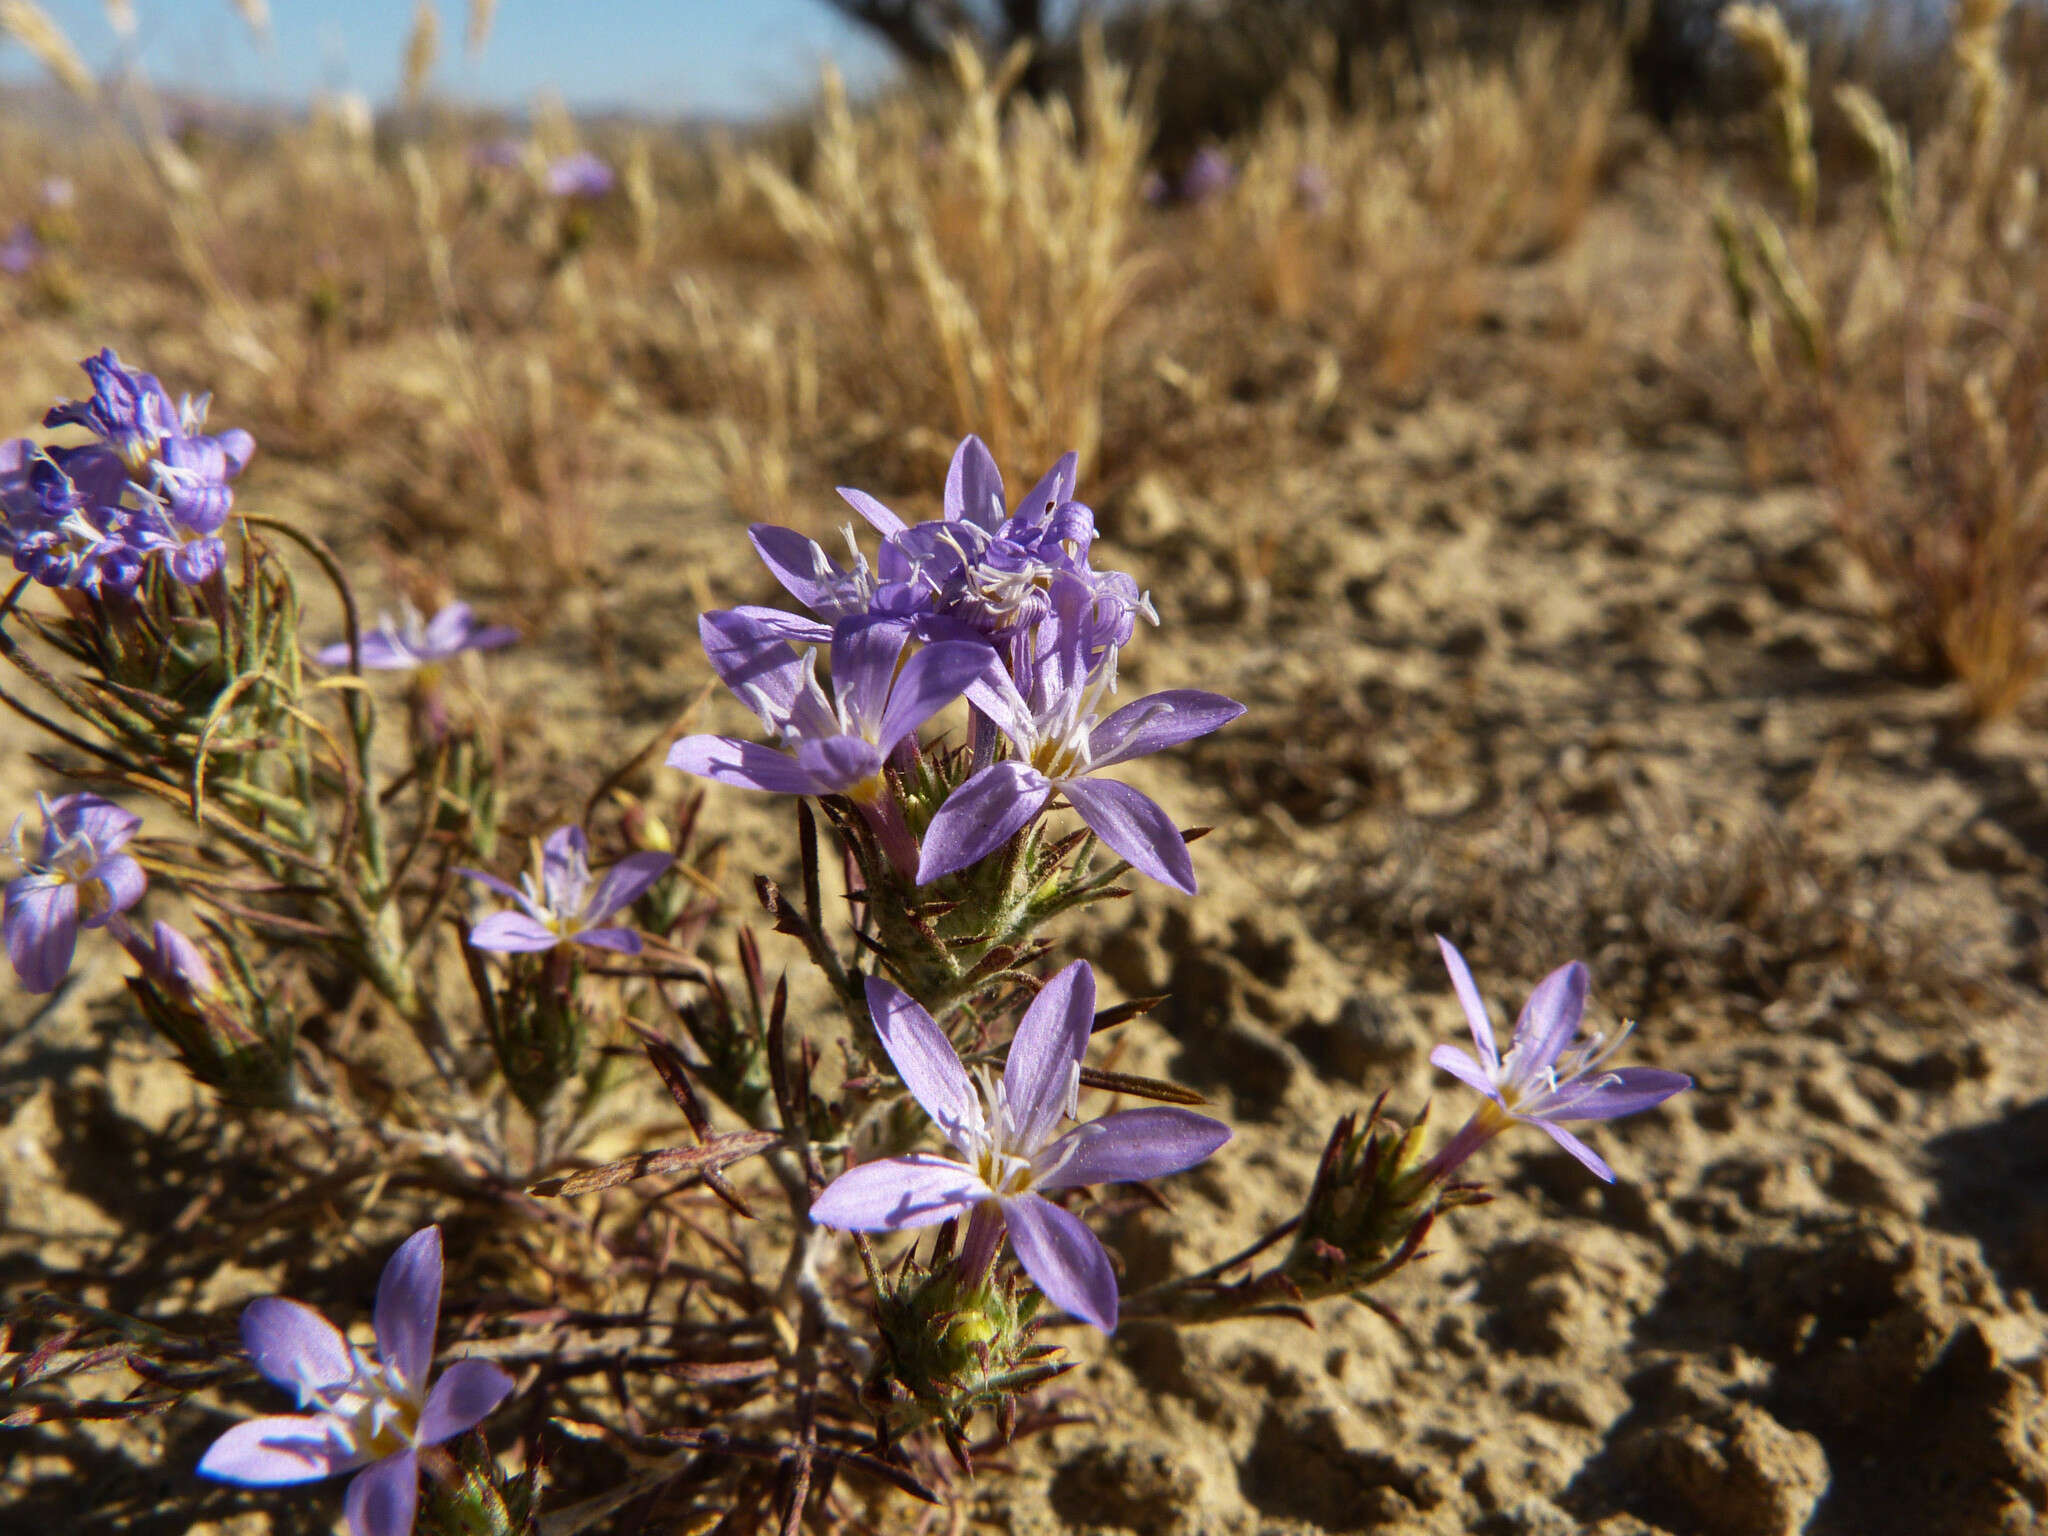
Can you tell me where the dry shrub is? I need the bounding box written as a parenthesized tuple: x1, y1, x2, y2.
(1204, 21, 1624, 382)
(743, 31, 1147, 477)
(1718, 0, 2048, 718)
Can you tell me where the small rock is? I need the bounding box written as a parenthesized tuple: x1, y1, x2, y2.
(1629, 1403, 1828, 1536)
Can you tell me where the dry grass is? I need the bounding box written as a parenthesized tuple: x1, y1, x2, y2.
(1716, 0, 2048, 719)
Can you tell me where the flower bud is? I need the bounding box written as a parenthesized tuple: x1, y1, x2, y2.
(416, 1433, 542, 1536)
(120, 921, 296, 1109)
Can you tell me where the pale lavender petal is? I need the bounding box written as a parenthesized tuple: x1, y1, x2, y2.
(916, 762, 1050, 884)
(457, 868, 525, 903)
(1016, 452, 1079, 521)
(373, 1226, 441, 1392)
(467, 912, 561, 952)
(837, 486, 907, 536)
(944, 434, 1006, 531)
(1003, 960, 1094, 1146)
(416, 1359, 514, 1445)
(698, 609, 806, 717)
(1062, 776, 1196, 894)
(808, 1153, 988, 1230)
(6, 878, 79, 993)
(864, 976, 977, 1135)
(1435, 936, 1499, 1072)
(583, 851, 672, 924)
(666, 736, 824, 796)
(793, 734, 884, 793)
(343, 1450, 418, 1536)
(1429, 1042, 1502, 1101)
(197, 1415, 346, 1486)
(240, 1297, 352, 1397)
(420, 603, 477, 654)
(334, 632, 419, 671)
(962, 665, 1038, 748)
(87, 853, 147, 922)
(1511, 961, 1590, 1080)
(1003, 1193, 1119, 1333)
(875, 640, 995, 753)
(219, 428, 256, 474)
(541, 825, 588, 885)
(827, 616, 911, 738)
(1549, 1066, 1692, 1122)
(460, 624, 518, 654)
(55, 794, 141, 849)
(1035, 1107, 1230, 1191)
(1088, 691, 1246, 768)
(1535, 1119, 1615, 1182)
(572, 926, 642, 954)
(749, 524, 842, 612)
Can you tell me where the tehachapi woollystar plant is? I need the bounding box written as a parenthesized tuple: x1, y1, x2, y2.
(0, 355, 1698, 1535)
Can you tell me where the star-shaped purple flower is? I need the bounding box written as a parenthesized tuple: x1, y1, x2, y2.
(544, 151, 614, 199)
(667, 611, 992, 806)
(5, 793, 147, 993)
(918, 593, 1243, 893)
(460, 825, 671, 955)
(314, 600, 518, 673)
(1424, 937, 1692, 1184)
(810, 962, 1230, 1333)
(197, 1226, 514, 1536)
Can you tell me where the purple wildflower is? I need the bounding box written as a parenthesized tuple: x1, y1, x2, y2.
(313, 601, 519, 673)
(545, 151, 614, 199)
(460, 825, 671, 955)
(1179, 146, 1235, 204)
(0, 222, 39, 276)
(810, 963, 1229, 1332)
(918, 591, 1243, 892)
(118, 917, 221, 998)
(1424, 938, 1692, 1184)
(197, 1226, 514, 1536)
(668, 611, 991, 803)
(43, 348, 181, 470)
(4, 793, 146, 993)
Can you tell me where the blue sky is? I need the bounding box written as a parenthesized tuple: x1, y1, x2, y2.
(2, 0, 903, 118)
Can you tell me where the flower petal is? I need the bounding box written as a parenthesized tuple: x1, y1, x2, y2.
(961, 664, 1038, 748)
(749, 524, 844, 613)
(572, 926, 643, 955)
(87, 852, 147, 921)
(1035, 1107, 1229, 1191)
(52, 793, 141, 850)
(1428, 1042, 1501, 1101)
(1549, 1066, 1692, 1122)
(916, 762, 1051, 884)
(197, 1414, 347, 1486)
(808, 1153, 988, 1231)
(1061, 776, 1196, 894)
(944, 434, 1006, 531)
(343, 1450, 418, 1536)
(1016, 452, 1079, 522)
(1003, 1193, 1120, 1333)
(837, 485, 907, 536)
(1435, 936, 1499, 1072)
(1088, 690, 1246, 768)
(864, 976, 977, 1138)
(240, 1297, 352, 1399)
(373, 1226, 441, 1392)
(417, 1359, 515, 1445)
(1535, 1119, 1615, 1182)
(697, 608, 807, 717)
(1003, 960, 1094, 1147)
(466, 912, 561, 953)
(875, 640, 996, 754)
(828, 615, 913, 739)
(461, 624, 519, 654)
(457, 868, 524, 903)
(6, 877, 78, 993)
(584, 850, 672, 925)
(1510, 961, 1591, 1079)
(666, 736, 823, 796)
(420, 603, 476, 654)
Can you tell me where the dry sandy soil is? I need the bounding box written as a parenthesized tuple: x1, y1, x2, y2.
(5, 158, 2048, 1536)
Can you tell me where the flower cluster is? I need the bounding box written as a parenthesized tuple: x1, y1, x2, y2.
(1, 349, 254, 594)
(669, 436, 1244, 893)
